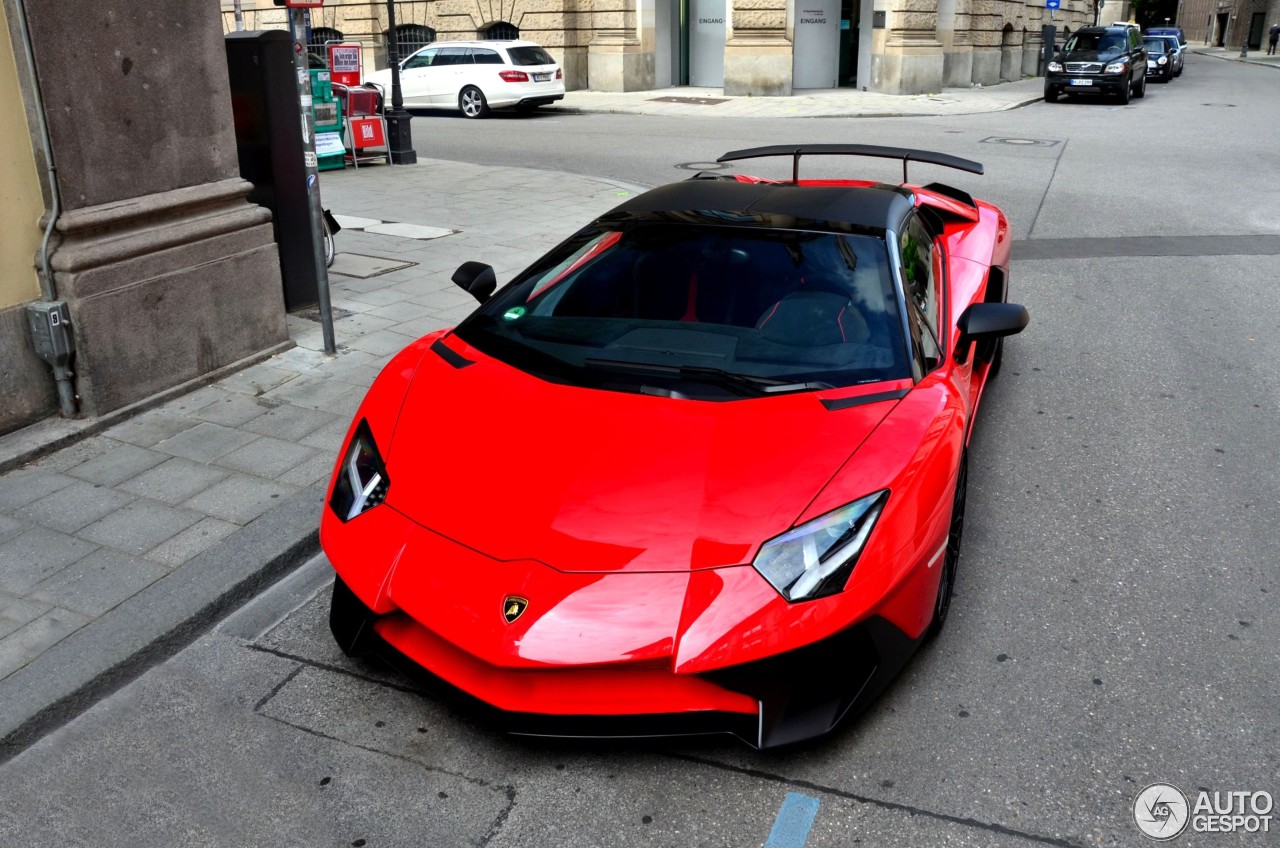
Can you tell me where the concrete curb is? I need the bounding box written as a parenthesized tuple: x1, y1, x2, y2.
(0, 480, 326, 764)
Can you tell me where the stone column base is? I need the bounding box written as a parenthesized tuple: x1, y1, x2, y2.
(49, 179, 288, 417)
(0, 304, 59, 435)
(943, 46, 975, 87)
(872, 42, 944, 95)
(1000, 47, 1024, 81)
(724, 37, 793, 96)
(1022, 36, 1044, 76)
(971, 47, 1002, 86)
(560, 47, 590, 90)
(587, 37, 655, 91)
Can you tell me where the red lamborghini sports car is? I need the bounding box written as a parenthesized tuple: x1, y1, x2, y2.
(322, 145, 1028, 748)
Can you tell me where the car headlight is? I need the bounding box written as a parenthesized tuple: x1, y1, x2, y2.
(1105, 60, 1127, 74)
(1047, 61, 1062, 72)
(329, 419, 391, 522)
(1157, 56, 1168, 65)
(752, 491, 889, 602)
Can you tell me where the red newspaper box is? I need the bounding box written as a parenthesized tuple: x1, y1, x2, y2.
(348, 116, 386, 149)
(327, 43, 362, 87)
(333, 83, 380, 116)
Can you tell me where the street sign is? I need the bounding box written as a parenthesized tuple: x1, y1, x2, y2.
(1046, 0, 1060, 7)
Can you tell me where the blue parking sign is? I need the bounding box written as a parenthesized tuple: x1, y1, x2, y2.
(1046, 0, 1061, 7)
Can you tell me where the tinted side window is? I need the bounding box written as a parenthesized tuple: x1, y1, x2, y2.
(470, 48, 503, 65)
(436, 47, 470, 66)
(899, 216, 942, 372)
(403, 49, 437, 69)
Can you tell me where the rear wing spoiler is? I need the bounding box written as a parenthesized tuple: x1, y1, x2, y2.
(716, 144, 984, 185)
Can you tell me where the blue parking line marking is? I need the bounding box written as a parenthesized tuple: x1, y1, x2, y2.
(764, 791, 821, 848)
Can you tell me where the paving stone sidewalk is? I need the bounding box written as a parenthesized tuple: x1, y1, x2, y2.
(0, 160, 639, 756)
(559, 76, 1047, 119)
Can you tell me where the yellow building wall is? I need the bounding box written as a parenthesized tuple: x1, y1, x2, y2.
(0, 11, 44, 310)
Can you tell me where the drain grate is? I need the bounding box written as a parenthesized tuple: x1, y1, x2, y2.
(980, 136, 1062, 147)
(1201, 103, 1237, 107)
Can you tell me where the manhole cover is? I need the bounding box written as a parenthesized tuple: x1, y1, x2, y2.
(649, 96, 728, 105)
(674, 161, 732, 171)
(980, 136, 1062, 147)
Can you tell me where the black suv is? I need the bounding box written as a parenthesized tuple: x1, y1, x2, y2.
(1044, 26, 1148, 104)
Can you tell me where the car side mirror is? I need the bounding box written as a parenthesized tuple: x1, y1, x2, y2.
(954, 302, 1030, 364)
(452, 261, 497, 303)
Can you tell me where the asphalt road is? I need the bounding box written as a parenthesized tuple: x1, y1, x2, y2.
(5, 53, 1277, 847)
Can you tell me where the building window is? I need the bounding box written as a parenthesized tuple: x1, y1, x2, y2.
(483, 21, 520, 40)
(391, 24, 436, 57)
(308, 27, 344, 53)
(306, 27, 343, 68)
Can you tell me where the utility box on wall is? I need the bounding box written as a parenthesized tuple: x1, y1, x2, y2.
(226, 30, 323, 311)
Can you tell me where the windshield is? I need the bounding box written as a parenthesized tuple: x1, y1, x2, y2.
(1065, 33, 1128, 54)
(1148, 28, 1184, 44)
(454, 223, 909, 399)
(1144, 38, 1172, 51)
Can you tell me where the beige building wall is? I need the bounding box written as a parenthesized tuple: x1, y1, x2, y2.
(220, 0, 1092, 96)
(222, 0, 596, 88)
(0, 10, 43, 310)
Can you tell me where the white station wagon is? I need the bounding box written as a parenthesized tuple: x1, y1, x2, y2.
(365, 40, 565, 118)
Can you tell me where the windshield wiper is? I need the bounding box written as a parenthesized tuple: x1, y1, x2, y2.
(583, 358, 832, 397)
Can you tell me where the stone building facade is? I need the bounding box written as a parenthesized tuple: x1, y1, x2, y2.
(1178, 0, 1280, 48)
(222, 0, 1093, 96)
(2, 0, 289, 436)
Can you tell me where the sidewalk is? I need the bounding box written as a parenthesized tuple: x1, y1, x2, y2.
(559, 76, 1046, 119)
(0, 74, 1047, 755)
(1190, 43, 1280, 69)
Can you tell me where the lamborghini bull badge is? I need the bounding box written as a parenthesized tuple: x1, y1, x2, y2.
(502, 596, 528, 624)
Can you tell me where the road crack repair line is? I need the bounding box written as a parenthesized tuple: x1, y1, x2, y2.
(668, 754, 1088, 848)
(248, 656, 519, 846)
(251, 645, 1083, 846)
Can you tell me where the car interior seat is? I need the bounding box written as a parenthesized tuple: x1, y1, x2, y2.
(755, 291, 867, 347)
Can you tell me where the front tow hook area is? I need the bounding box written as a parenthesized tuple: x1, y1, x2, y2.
(330, 576, 379, 656)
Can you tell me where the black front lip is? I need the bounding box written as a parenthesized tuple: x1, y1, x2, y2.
(329, 575, 923, 749)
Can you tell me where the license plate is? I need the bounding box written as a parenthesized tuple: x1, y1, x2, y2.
(533, 73, 551, 82)
(1069, 79, 1093, 86)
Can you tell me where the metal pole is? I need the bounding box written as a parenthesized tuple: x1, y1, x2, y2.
(290, 9, 337, 354)
(234, 0, 245, 31)
(384, 0, 418, 164)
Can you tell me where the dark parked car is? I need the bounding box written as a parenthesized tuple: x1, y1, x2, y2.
(1045, 25, 1148, 104)
(1146, 26, 1187, 75)
(1147, 26, 1187, 47)
(1143, 35, 1181, 81)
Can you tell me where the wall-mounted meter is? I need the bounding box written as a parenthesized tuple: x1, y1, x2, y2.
(26, 300, 75, 370)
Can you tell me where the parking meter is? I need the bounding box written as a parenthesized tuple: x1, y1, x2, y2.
(27, 300, 74, 371)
